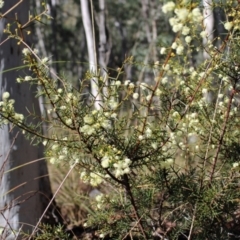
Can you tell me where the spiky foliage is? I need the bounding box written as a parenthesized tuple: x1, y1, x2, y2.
(2, 1, 240, 239)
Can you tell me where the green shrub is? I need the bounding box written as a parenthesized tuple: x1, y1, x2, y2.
(2, 1, 240, 239)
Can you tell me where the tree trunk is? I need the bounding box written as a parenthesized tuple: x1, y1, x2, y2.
(80, 0, 102, 109)
(203, 0, 214, 59)
(97, 0, 110, 95)
(0, 1, 56, 238)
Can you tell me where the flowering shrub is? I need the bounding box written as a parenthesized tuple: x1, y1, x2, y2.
(2, 0, 240, 239)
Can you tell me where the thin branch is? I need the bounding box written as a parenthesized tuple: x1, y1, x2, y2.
(2, 0, 23, 17)
(0, 132, 19, 181)
(28, 162, 77, 239)
(123, 174, 148, 239)
(188, 204, 197, 240)
(209, 84, 236, 184)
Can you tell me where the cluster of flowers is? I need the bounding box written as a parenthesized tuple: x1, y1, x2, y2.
(138, 127, 153, 141)
(48, 91, 79, 127)
(80, 109, 113, 136)
(22, 47, 48, 64)
(95, 193, 106, 210)
(101, 153, 132, 177)
(161, 2, 203, 55)
(78, 139, 133, 184)
(162, 1, 235, 47)
(0, 0, 4, 9)
(161, 2, 236, 59)
(16, 48, 50, 85)
(80, 170, 104, 187)
(49, 141, 69, 165)
(44, 133, 84, 168)
(0, 92, 24, 125)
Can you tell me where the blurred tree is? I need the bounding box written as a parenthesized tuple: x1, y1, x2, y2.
(96, 0, 110, 84)
(0, 1, 58, 238)
(36, 0, 167, 84)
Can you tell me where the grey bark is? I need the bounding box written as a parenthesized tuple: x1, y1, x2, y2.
(0, 1, 55, 238)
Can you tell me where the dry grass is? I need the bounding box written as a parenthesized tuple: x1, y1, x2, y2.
(48, 163, 93, 228)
